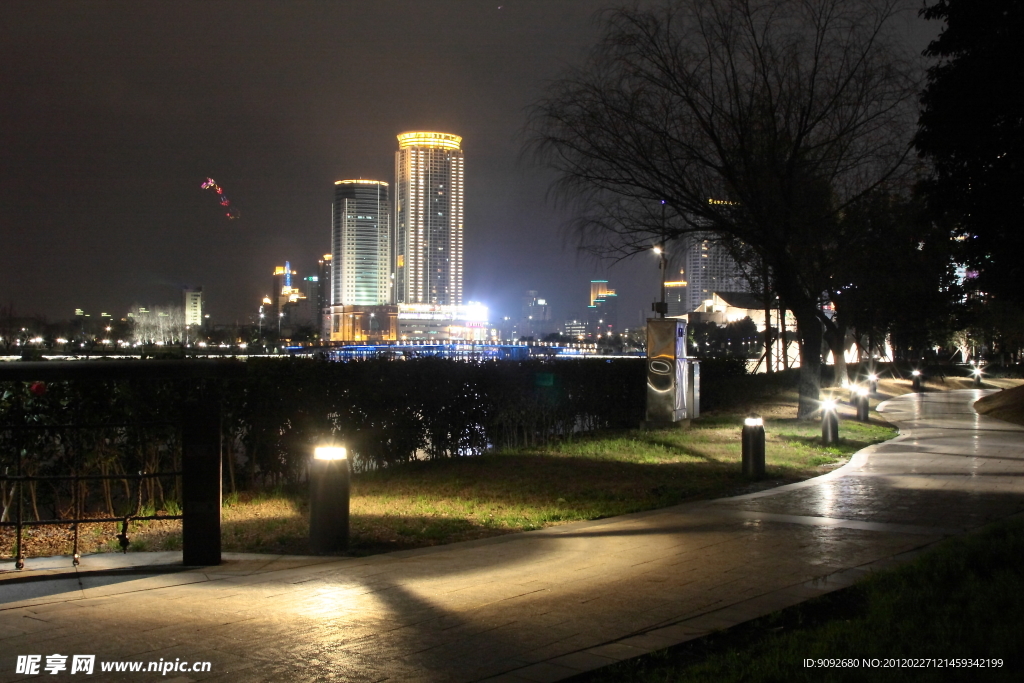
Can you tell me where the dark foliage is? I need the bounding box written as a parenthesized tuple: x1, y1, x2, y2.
(915, 0, 1024, 305)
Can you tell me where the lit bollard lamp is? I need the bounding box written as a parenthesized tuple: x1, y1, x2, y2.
(821, 399, 839, 445)
(911, 369, 922, 392)
(853, 386, 870, 422)
(742, 415, 766, 479)
(309, 445, 350, 554)
(972, 366, 983, 387)
(867, 373, 878, 394)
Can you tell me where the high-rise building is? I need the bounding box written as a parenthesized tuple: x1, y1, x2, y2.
(674, 234, 750, 313)
(587, 280, 618, 332)
(317, 254, 332, 339)
(183, 287, 203, 327)
(332, 180, 391, 306)
(394, 131, 465, 306)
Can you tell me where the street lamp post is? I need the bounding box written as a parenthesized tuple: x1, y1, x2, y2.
(652, 244, 667, 319)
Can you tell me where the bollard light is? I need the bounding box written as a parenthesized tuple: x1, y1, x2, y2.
(821, 399, 839, 445)
(972, 366, 983, 387)
(853, 386, 870, 422)
(867, 373, 879, 394)
(742, 415, 765, 479)
(309, 444, 350, 553)
(911, 369, 922, 392)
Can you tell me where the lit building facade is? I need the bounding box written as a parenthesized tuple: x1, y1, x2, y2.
(318, 254, 332, 339)
(674, 234, 749, 313)
(394, 132, 465, 306)
(332, 180, 391, 306)
(183, 288, 203, 327)
(396, 302, 490, 341)
(587, 280, 618, 332)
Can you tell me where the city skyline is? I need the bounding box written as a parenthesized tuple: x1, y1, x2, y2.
(0, 3, 937, 328)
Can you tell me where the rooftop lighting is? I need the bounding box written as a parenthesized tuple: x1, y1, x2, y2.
(397, 131, 462, 150)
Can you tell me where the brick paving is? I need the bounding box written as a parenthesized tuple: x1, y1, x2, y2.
(2, 389, 1022, 682)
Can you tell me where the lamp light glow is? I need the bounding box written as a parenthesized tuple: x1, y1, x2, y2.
(822, 399, 837, 411)
(314, 446, 347, 461)
(912, 370, 921, 376)
(868, 373, 878, 382)
(854, 386, 869, 397)
(744, 416, 763, 427)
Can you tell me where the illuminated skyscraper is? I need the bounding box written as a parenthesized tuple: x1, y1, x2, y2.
(183, 287, 203, 327)
(394, 131, 465, 306)
(332, 180, 391, 306)
(676, 234, 749, 313)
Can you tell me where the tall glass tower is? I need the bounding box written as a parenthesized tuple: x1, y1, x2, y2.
(332, 180, 391, 306)
(394, 131, 465, 306)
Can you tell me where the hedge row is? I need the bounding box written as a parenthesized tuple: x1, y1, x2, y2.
(2, 357, 751, 495)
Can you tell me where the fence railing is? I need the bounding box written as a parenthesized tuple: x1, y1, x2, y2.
(0, 360, 244, 569)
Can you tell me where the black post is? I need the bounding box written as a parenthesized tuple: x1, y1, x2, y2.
(309, 449, 350, 553)
(822, 405, 839, 445)
(856, 394, 870, 422)
(741, 416, 766, 479)
(182, 400, 222, 565)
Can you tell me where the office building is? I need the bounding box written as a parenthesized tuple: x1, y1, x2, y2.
(318, 254, 332, 339)
(674, 234, 750, 313)
(587, 280, 618, 332)
(394, 131, 465, 306)
(183, 288, 203, 327)
(332, 180, 391, 306)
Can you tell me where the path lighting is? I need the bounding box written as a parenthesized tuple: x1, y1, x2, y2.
(853, 386, 870, 422)
(309, 446, 350, 553)
(911, 369, 922, 392)
(821, 399, 839, 445)
(972, 366, 983, 387)
(868, 373, 879, 394)
(742, 415, 766, 479)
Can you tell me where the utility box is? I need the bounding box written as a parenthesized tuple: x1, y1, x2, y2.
(644, 319, 699, 427)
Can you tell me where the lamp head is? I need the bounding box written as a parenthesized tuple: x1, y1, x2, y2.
(313, 446, 347, 461)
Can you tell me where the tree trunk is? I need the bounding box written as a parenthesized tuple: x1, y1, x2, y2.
(763, 266, 773, 374)
(823, 317, 849, 388)
(795, 309, 823, 419)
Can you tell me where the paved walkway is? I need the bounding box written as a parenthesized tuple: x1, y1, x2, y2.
(2, 390, 1023, 682)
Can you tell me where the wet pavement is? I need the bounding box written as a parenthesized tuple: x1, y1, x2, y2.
(2, 390, 1022, 682)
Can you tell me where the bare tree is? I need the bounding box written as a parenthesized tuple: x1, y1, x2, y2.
(525, 0, 918, 417)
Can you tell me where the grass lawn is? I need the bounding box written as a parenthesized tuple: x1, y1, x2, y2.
(567, 517, 1024, 683)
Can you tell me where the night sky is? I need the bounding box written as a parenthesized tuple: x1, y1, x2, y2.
(0, 1, 937, 330)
